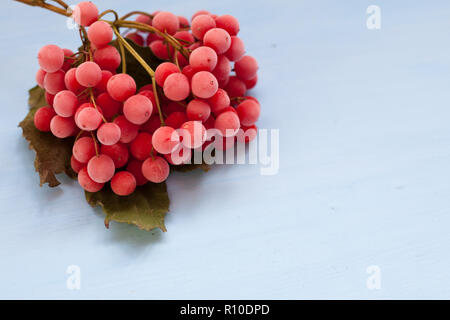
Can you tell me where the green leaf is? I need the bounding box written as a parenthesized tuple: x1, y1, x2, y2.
(85, 183, 169, 232)
(19, 86, 74, 187)
(112, 38, 163, 89)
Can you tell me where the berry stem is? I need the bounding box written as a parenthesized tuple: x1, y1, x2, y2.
(14, 0, 70, 16)
(90, 131, 99, 157)
(151, 77, 165, 126)
(114, 20, 189, 59)
(98, 9, 119, 21)
(112, 26, 154, 77)
(119, 11, 154, 21)
(174, 49, 180, 70)
(112, 26, 165, 126)
(117, 37, 127, 74)
(49, 0, 68, 9)
(89, 88, 107, 123)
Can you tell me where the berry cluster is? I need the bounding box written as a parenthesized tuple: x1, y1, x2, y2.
(33, 1, 260, 196)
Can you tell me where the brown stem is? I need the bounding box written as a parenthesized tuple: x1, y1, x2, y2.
(115, 20, 189, 59)
(14, 0, 70, 16)
(98, 9, 118, 21)
(89, 88, 107, 123)
(50, 0, 68, 9)
(120, 11, 154, 21)
(112, 26, 165, 125)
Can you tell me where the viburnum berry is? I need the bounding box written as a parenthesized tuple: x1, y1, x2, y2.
(224, 36, 245, 61)
(36, 69, 46, 88)
(87, 154, 116, 183)
(34, 106, 55, 132)
(149, 40, 174, 60)
(73, 136, 96, 163)
(215, 15, 240, 36)
(123, 95, 153, 125)
(212, 55, 231, 88)
(76, 61, 102, 87)
(95, 92, 122, 120)
(165, 111, 188, 129)
(173, 30, 194, 45)
(244, 75, 258, 90)
(111, 171, 136, 196)
(152, 126, 180, 154)
(152, 11, 179, 35)
(95, 70, 113, 94)
(72, 1, 99, 27)
(78, 167, 104, 192)
(225, 76, 246, 98)
(142, 156, 170, 183)
(191, 14, 216, 40)
(65, 68, 86, 94)
(126, 32, 145, 46)
(113, 115, 139, 143)
(70, 155, 85, 173)
(203, 28, 232, 54)
(44, 70, 66, 95)
(155, 62, 180, 87)
(75, 106, 103, 131)
(53, 90, 78, 117)
(97, 122, 121, 145)
(94, 45, 121, 71)
(208, 88, 230, 115)
(38, 44, 64, 73)
(214, 110, 240, 137)
(87, 21, 113, 48)
(191, 71, 218, 99)
(100, 143, 129, 168)
(107, 73, 136, 102)
(186, 99, 211, 122)
(179, 121, 207, 149)
(163, 73, 190, 101)
(130, 132, 153, 161)
(189, 46, 218, 72)
(50, 115, 76, 138)
(126, 160, 148, 186)
(234, 55, 258, 80)
(61, 48, 76, 72)
(236, 99, 260, 126)
(178, 16, 190, 28)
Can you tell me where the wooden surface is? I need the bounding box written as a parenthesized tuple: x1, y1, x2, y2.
(1, 0, 450, 299)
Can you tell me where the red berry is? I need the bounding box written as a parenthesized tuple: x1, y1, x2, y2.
(100, 143, 129, 168)
(111, 171, 136, 196)
(214, 111, 240, 137)
(87, 154, 115, 183)
(78, 167, 104, 192)
(126, 160, 148, 186)
(142, 156, 170, 183)
(130, 132, 153, 161)
(34, 106, 55, 132)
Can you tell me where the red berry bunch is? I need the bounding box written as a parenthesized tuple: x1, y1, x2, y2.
(33, 1, 260, 197)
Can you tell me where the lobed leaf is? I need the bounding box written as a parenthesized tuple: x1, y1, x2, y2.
(19, 86, 74, 187)
(85, 183, 169, 232)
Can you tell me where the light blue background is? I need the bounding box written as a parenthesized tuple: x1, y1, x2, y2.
(1, 0, 450, 299)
